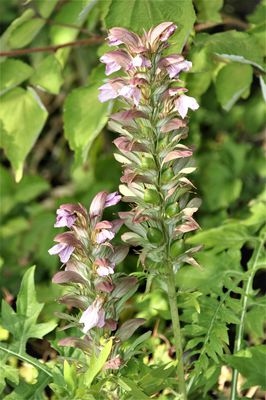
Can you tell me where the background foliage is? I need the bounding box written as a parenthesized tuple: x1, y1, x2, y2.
(0, 0, 265, 399)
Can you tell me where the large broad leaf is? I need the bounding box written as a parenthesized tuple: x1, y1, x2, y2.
(64, 67, 110, 164)
(215, 63, 253, 111)
(35, 0, 58, 18)
(0, 59, 33, 94)
(0, 87, 47, 182)
(206, 30, 265, 71)
(30, 54, 64, 94)
(226, 346, 266, 390)
(50, 0, 94, 65)
(0, 9, 36, 51)
(2, 8, 44, 50)
(1, 266, 57, 353)
(193, 0, 223, 23)
(105, 0, 196, 52)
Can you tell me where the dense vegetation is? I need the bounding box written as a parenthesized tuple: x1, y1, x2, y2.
(0, 0, 265, 399)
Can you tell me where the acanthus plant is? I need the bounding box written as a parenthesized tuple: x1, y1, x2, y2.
(49, 192, 146, 398)
(98, 22, 201, 400)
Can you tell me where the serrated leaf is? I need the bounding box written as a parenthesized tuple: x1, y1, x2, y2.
(188, 223, 249, 250)
(226, 345, 266, 390)
(215, 63, 253, 111)
(0, 87, 47, 181)
(64, 69, 110, 164)
(16, 266, 43, 319)
(1, 267, 56, 353)
(105, 0, 196, 52)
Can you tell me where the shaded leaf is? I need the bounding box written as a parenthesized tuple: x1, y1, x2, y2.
(0, 87, 47, 181)
(0, 59, 33, 94)
(30, 55, 64, 95)
(215, 63, 253, 111)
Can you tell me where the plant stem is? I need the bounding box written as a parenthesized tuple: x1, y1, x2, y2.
(0, 344, 53, 377)
(230, 238, 264, 400)
(0, 36, 103, 57)
(166, 262, 187, 400)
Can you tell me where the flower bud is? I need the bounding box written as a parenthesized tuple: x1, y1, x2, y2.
(144, 189, 160, 204)
(147, 227, 164, 244)
(141, 155, 156, 170)
(170, 240, 184, 258)
(165, 202, 180, 217)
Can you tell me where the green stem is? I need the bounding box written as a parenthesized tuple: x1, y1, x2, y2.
(230, 239, 264, 400)
(0, 344, 53, 377)
(166, 262, 187, 400)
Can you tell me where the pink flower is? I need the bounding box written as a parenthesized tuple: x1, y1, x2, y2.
(119, 85, 141, 106)
(98, 78, 126, 102)
(100, 50, 132, 75)
(107, 27, 145, 53)
(48, 243, 74, 264)
(94, 219, 123, 244)
(54, 207, 76, 228)
(159, 55, 192, 78)
(48, 232, 81, 263)
(174, 94, 199, 119)
(89, 191, 121, 223)
(79, 299, 105, 333)
(118, 78, 146, 106)
(95, 258, 115, 277)
(146, 22, 177, 47)
(95, 221, 115, 244)
(131, 54, 151, 68)
(105, 192, 121, 207)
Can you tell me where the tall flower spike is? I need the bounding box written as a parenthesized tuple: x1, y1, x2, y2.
(50, 191, 142, 377)
(99, 22, 201, 400)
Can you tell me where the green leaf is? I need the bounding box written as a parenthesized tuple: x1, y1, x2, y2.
(50, 0, 93, 65)
(1, 7, 46, 50)
(0, 87, 48, 182)
(0, 9, 35, 51)
(84, 339, 112, 387)
(226, 346, 266, 390)
(0, 359, 19, 394)
(0, 59, 33, 94)
(64, 68, 110, 164)
(206, 30, 265, 71)
(215, 63, 253, 111)
(105, 0, 196, 52)
(35, 0, 58, 18)
(188, 223, 249, 250)
(1, 266, 57, 353)
(0, 217, 29, 238)
(194, 0, 223, 23)
(30, 54, 64, 94)
(247, 0, 266, 24)
(16, 266, 43, 318)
